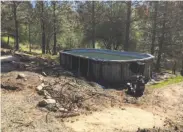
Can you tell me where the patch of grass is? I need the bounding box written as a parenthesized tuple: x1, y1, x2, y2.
(20, 44, 42, 54)
(1, 36, 14, 43)
(1, 36, 15, 47)
(18, 46, 59, 63)
(1, 36, 42, 54)
(1, 36, 59, 63)
(161, 69, 172, 73)
(42, 54, 59, 63)
(149, 75, 183, 88)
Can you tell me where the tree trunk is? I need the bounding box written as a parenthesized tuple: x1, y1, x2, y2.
(41, 1, 46, 54)
(151, 1, 158, 55)
(92, 1, 95, 49)
(124, 1, 131, 51)
(13, 2, 19, 50)
(7, 35, 9, 45)
(53, 2, 57, 55)
(156, 2, 167, 72)
(46, 40, 49, 54)
(28, 23, 31, 52)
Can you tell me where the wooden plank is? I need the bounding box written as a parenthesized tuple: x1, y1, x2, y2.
(102, 62, 111, 82)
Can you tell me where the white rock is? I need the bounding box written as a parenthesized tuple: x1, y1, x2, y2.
(56, 103, 61, 108)
(43, 90, 50, 96)
(73, 108, 78, 111)
(45, 99, 56, 104)
(59, 108, 68, 112)
(39, 99, 56, 107)
(45, 95, 52, 99)
(59, 108, 65, 111)
(46, 99, 56, 104)
(39, 76, 44, 81)
(36, 83, 44, 91)
(42, 72, 47, 76)
(25, 64, 30, 67)
(17, 73, 26, 79)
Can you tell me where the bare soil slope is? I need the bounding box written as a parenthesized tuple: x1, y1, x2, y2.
(143, 82, 183, 126)
(65, 107, 164, 132)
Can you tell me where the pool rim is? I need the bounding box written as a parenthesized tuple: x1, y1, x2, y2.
(60, 48, 154, 62)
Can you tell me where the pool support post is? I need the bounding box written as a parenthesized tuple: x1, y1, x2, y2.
(78, 57, 80, 76)
(71, 56, 72, 69)
(87, 59, 90, 77)
(100, 61, 103, 82)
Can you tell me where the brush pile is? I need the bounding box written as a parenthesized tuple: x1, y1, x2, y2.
(37, 76, 122, 118)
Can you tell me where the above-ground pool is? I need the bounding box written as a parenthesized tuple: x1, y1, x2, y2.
(60, 49, 154, 84)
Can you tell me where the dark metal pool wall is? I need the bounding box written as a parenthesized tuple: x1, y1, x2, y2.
(60, 52, 153, 84)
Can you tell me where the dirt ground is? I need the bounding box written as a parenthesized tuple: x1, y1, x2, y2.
(142, 82, 183, 127)
(1, 52, 183, 132)
(64, 82, 183, 132)
(64, 107, 164, 132)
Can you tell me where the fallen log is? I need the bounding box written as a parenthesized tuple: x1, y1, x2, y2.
(55, 112, 80, 118)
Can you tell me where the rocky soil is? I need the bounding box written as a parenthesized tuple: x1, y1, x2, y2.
(1, 50, 183, 132)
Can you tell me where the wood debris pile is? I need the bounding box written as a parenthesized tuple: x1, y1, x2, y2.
(37, 77, 122, 118)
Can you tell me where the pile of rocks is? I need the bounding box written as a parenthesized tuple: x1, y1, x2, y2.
(36, 79, 86, 116)
(36, 83, 57, 111)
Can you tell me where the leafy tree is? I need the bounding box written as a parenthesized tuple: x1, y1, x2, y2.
(155, 2, 168, 71)
(52, 1, 57, 55)
(1, 1, 183, 72)
(124, 1, 132, 51)
(151, 1, 158, 55)
(12, 1, 20, 50)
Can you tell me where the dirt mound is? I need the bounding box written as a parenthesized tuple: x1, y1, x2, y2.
(1, 71, 42, 91)
(137, 82, 183, 131)
(151, 82, 183, 125)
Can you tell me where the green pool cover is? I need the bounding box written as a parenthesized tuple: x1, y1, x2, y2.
(67, 51, 140, 60)
(61, 49, 154, 61)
